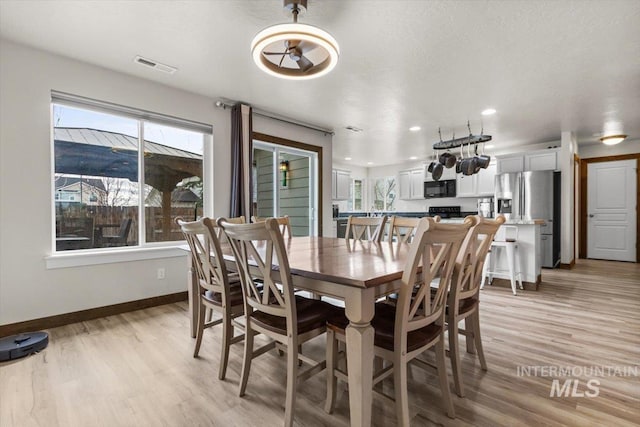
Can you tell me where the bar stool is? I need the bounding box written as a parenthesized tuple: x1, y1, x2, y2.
(481, 225, 523, 295)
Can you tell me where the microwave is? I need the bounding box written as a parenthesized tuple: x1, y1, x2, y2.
(424, 179, 456, 198)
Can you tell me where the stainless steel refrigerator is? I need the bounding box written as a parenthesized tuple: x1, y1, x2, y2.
(494, 171, 561, 268)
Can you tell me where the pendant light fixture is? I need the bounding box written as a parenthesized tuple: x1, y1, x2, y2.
(599, 134, 627, 145)
(251, 0, 339, 80)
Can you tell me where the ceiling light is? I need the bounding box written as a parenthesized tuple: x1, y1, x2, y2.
(367, 162, 373, 165)
(600, 134, 627, 145)
(481, 108, 496, 116)
(409, 156, 418, 160)
(344, 157, 352, 161)
(409, 126, 421, 132)
(251, 0, 339, 80)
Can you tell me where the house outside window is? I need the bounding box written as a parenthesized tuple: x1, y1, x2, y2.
(52, 93, 211, 252)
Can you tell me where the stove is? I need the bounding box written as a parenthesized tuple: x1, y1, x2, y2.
(428, 206, 461, 218)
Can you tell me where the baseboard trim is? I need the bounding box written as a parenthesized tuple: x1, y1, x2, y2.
(0, 291, 188, 338)
(559, 260, 575, 270)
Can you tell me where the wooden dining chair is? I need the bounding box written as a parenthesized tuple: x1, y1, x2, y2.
(218, 218, 340, 427)
(251, 215, 292, 238)
(387, 216, 422, 243)
(445, 215, 505, 397)
(345, 215, 387, 243)
(325, 217, 472, 424)
(176, 217, 245, 380)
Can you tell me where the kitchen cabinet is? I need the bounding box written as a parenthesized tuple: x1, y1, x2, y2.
(332, 169, 351, 200)
(399, 168, 424, 199)
(497, 149, 559, 173)
(525, 150, 557, 171)
(496, 155, 524, 173)
(455, 161, 497, 197)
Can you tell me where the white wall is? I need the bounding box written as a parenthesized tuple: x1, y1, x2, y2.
(578, 139, 640, 159)
(0, 40, 331, 324)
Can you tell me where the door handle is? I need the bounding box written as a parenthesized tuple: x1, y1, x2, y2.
(589, 214, 594, 218)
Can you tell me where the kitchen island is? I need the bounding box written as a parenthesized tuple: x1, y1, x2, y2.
(441, 218, 545, 290)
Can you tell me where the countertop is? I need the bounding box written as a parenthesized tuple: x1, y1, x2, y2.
(439, 218, 546, 225)
(335, 212, 545, 225)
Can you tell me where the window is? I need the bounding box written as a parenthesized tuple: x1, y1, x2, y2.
(372, 177, 396, 211)
(52, 94, 210, 252)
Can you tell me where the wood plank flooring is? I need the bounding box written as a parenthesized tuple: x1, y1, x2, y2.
(1, 259, 639, 426)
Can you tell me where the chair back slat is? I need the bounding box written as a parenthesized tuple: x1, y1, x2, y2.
(251, 215, 292, 238)
(387, 216, 422, 243)
(176, 217, 230, 297)
(394, 218, 472, 350)
(219, 218, 296, 330)
(345, 215, 387, 243)
(451, 215, 506, 303)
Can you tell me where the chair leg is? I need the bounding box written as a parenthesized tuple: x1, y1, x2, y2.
(284, 337, 299, 427)
(239, 326, 254, 397)
(506, 244, 517, 295)
(448, 320, 465, 398)
(394, 353, 410, 427)
(218, 313, 233, 380)
(193, 300, 205, 358)
(464, 317, 475, 354)
(471, 312, 488, 371)
(516, 245, 524, 290)
(325, 329, 338, 414)
(436, 336, 456, 418)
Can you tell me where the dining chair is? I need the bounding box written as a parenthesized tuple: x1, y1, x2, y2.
(445, 215, 505, 397)
(325, 217, 472, 424)
(387, 216, 421, 243)
(251, 215, 292, 238)
(176, 216, 245, 380)
(345, 215, 387, 243)
(218, 217, 340, 427)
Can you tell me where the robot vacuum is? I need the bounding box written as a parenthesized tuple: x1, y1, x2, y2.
(0, 332, 49, 362)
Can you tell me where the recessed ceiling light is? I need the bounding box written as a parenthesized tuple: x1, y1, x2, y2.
(409, 126, 421, 132)
(409, 156, 418, 160)
(484, 144, 495, 149)
(481, 108, 496, 116)
(367, 162, 373, 165)
(344, 157, 352, 161)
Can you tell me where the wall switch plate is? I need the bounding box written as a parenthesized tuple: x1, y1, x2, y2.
(157, 268, 165, 280)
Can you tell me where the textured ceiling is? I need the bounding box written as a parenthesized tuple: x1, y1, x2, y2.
(1, 0, 639, 166)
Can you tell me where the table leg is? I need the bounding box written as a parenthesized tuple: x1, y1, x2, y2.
(344, 288, 375, 427)
(187, 256, 197, 338)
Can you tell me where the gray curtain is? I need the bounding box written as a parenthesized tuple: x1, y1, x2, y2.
(230, 104, 253, 218)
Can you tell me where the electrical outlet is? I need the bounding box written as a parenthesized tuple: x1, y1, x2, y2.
(157, 268, 165, 280)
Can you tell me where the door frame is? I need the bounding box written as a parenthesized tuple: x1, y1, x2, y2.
(253, 132, 323, 236)
(579, 153, 640, 262)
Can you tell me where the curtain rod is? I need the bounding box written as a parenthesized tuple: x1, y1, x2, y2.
(215, 100, 334, 136)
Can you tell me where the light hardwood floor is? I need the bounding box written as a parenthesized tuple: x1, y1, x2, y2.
(1, 259, 639, 426)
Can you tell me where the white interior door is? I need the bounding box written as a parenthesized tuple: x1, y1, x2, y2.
(587, 159, 637, 261)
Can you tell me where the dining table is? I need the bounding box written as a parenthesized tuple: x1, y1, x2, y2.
(185, 236, 413, 427)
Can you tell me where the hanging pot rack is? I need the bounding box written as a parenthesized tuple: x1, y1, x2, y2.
(432, 122, 492, 150)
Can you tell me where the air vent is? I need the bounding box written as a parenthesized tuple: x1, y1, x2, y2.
(134, 55, 177, 74)
(345, 125, 363, 133)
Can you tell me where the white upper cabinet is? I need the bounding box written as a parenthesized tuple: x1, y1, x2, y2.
(497, 155, 524, 173)
(455, 161, 497, 197)
(525, 150, 558, 171)
(399, 168, 424, 199)
(332, 169, 351, 200)
(497, 148, 559, 174)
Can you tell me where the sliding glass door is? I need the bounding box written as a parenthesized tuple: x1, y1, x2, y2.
(253, 141, 318, 236)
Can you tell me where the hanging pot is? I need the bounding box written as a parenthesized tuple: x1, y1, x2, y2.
(461, 143, 477, 175)
(427, 151, 437, 173)
(432, 162, 444, 181)
(455, 142, 464, 173)
(439, 151, 456, 169)
(475, 142, 491, 169)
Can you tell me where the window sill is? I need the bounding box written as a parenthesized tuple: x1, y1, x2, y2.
(45, 245, 188, 269)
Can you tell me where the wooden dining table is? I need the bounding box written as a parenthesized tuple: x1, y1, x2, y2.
(185, 236, 412, 427)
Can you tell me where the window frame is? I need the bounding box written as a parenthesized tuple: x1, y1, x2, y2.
(47, 92, 212, 267)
